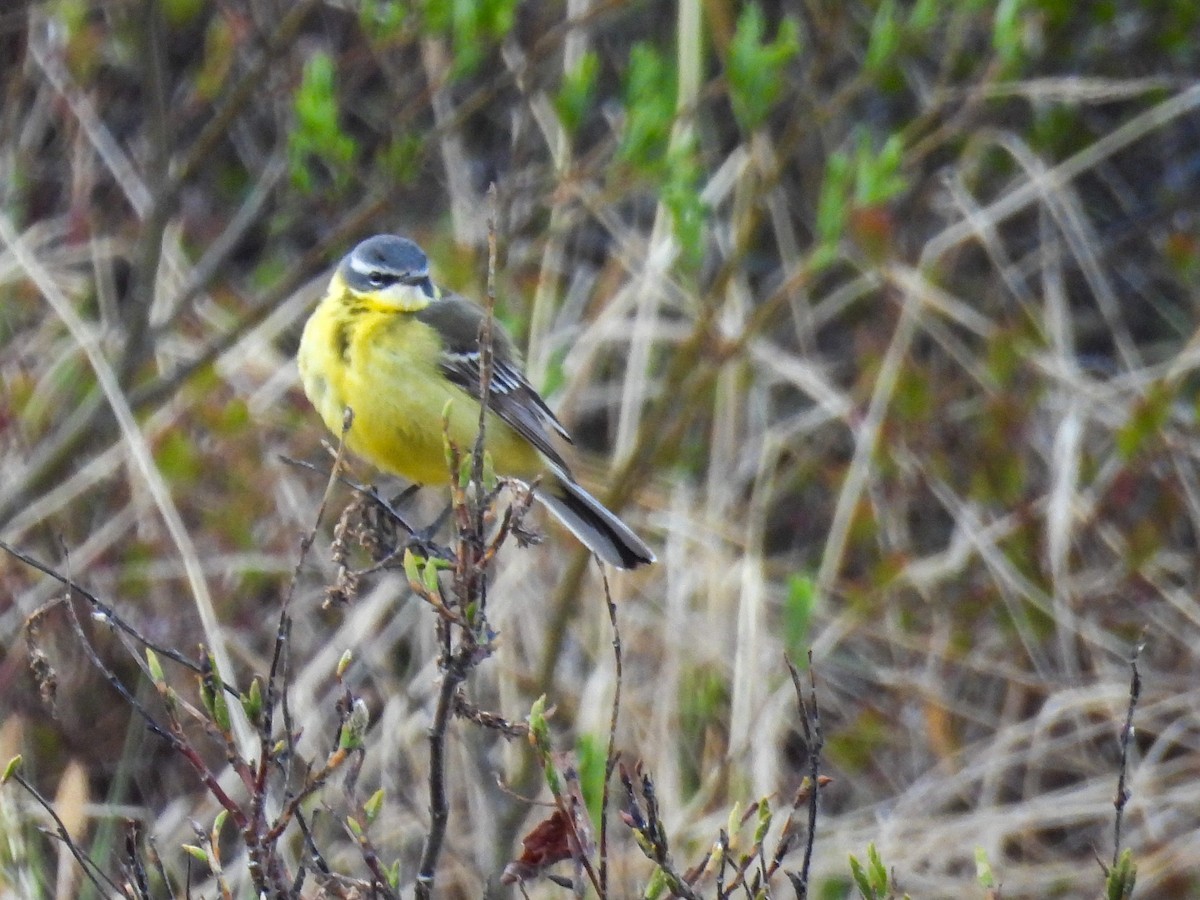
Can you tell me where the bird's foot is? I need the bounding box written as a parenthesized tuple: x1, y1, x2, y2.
(404, 503, 454, 562)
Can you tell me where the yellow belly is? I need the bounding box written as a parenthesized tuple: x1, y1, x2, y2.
(298, 300, 541, 485)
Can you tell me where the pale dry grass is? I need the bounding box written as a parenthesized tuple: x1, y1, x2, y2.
(2, 3, 1199, 899)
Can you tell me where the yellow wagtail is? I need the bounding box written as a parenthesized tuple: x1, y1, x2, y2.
(297, 234, 655, 569)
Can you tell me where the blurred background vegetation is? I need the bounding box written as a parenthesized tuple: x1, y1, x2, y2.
(2, 0, 1199, 896)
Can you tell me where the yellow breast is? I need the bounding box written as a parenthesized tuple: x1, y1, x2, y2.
(297, 293, 541, 485)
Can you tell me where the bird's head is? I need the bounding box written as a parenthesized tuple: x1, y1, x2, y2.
(335, 234, 438, 311)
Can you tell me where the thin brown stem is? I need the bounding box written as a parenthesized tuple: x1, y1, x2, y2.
(7, 769, 123, 897)
(414, 651, 470, 899)
(786, 652, 825, 898)
(599, 563, 621, 898)
(1112, 640, 1143, 866)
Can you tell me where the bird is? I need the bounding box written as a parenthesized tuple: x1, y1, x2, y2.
(297, 234, 655, 569)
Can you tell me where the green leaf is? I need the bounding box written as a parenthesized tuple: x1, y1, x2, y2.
(865, 0, 900, 76)
(240, 677, 263, 725)
(662, 137, 708, 269)
(481, 448, 497, 491)
(387, 859, 401, 889)
(908, 0, 941, 32)
(854, 132, 907, 206)
(554, 51, 599, 137)
(378, 133, 424, 186)
(421, 0, 518, 79)
(155, 431, 202, 485)
(216, 397, 250, 434)
(145, 649, 165, 686)
(2, 755, 21, 784)
(1117, 383, 1172, 460)
(617, 44, 676, 171)
(403, 548, 424, 588)
(527, 695, 561, 794)
(458, 452, 474, 489)
(726, 802, 742, 842)
(816, 150, 852, 249)
(575, 733, 606, 827)
(359, 0, 408, 41)
(867, 842, 888, 890)
(160, 0, 204, 27)
(204, 652, 232, 733)
(528, 695, 549, 743)
(289, 51, 358, 193)
(783, 573, 816, 657)
(364, 788, 386, 825)
(1106, 848, 1137, 900)
(182, 844, 209, 865)
(753, 797, 771, 844)
(340, 698, 371, 751)
(974, 846, 995, 888)
(542, 757, 562, 796)
(993, 0, 1027, 69)
(422, 555, 442, 595)
(727, 4, 802, 131)
(848, 853, 874, 899)
(643, 864, 667, 899)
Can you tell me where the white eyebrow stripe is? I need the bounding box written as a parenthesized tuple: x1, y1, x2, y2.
(348, 253, 380, 276)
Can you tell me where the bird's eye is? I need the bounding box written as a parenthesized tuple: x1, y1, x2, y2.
(368, 271, 387, 287)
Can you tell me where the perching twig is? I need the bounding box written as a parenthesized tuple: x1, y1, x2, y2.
(471, 184, 500, 575)
(415, 186, 503, 900)
(599, 563, 622, 896)
(785, 652, 825, 899)
(277, 454, 429, 544)
(3, 765, 123, 898)
(1113, 639, 1143, 866)
(619, 763, 703, 900)
(0, 539, 221, 685)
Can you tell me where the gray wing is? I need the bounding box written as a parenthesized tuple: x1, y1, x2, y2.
(415, 294, 574, 475)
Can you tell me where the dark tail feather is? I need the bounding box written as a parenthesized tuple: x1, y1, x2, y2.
(538, 478, 655, 569)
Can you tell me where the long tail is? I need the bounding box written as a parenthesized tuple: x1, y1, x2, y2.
(537, 477, 655, 569)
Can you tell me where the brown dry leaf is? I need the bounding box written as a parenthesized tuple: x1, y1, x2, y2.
(500, 809, 573, 886)
(923, 698, 959, 761)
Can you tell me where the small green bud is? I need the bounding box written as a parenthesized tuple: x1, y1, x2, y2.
(754, 798, 771, 844)
(145, 649, 165, 685)
(422, 558, 441, 595)
(182, 844, 209, 865)
(528, 695, 550, 747)
(364, 788, 385, 825)
(340, 698, 370, 751)
(403, 548, 423, 588)
(725, 803, 741, 849)
(240, 677, 264, 725)
(643, 863, 667, 899)
(975, 847, 995, 888)
(2, 755, 22, 783)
